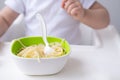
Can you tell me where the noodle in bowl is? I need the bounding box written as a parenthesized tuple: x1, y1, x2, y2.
(10, 36, 71, 75)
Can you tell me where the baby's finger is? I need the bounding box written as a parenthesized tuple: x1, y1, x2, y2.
(64, 0, 76, 10)
(67, 2, 80, 14)
(61, 0, 68, 8)
(67, 5, 78, 15)
(71, 7, 80, 16)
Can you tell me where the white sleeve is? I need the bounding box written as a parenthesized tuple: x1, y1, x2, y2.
(5, 0, 25, 14)
(80, 0, 96, 9)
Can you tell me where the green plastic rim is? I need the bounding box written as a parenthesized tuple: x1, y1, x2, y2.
(11, 36, 71, 58)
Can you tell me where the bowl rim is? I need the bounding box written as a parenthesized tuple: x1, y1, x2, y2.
(10, 36, 71, 60)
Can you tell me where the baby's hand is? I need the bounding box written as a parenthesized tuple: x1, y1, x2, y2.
(62, 0, 85, 21)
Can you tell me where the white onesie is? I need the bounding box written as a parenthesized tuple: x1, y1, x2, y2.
(5, 0, 95, 44)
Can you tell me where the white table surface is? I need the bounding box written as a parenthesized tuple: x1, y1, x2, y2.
(0, 25, 120, 80)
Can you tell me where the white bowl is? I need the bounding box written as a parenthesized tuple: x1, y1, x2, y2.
(10, 36, 71, 75)
(11, 54, 69, 75)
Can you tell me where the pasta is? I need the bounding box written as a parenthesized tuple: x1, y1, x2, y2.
(17, 42, 66, 58)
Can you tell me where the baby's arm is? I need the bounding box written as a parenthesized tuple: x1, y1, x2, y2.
(62, 0, 110, 29)
(0, 6, 19, 37)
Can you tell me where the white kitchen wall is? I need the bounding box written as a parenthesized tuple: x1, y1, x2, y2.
(0, 0, 120, 32)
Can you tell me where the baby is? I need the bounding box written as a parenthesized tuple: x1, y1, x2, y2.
(0, 0, 110, 44)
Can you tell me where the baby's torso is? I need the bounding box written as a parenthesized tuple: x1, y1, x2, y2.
(23, 0, 81, 44)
